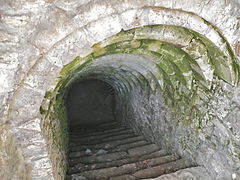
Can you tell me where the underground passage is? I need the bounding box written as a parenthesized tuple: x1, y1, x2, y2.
(41, 41, 239, 179)
(1, 0, 240, 180)
(64, 77, 201, 179)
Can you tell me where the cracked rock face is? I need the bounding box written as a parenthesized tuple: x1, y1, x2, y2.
(0, 0, 240, 180)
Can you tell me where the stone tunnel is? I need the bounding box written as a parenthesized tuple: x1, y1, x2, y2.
(0, 0, 240, 179)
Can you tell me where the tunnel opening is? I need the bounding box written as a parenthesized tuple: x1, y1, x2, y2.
(1, 0, 240, 178)
(39, 24, 240, 179)
(65, 79, 116, 129)
(63, 53, 200, 179)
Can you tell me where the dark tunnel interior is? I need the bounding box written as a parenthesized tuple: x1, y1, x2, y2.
(65, 79, 116, 129)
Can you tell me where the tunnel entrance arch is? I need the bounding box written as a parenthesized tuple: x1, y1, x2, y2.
(2, 3, 239, 179)
(39, 23, 239, 177)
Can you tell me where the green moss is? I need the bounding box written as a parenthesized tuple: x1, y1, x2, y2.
(202, 18, 240, 85)
(60, 56, 81, 77)
(40, 88, 69, 179)
(190, 30, 235, 84)
(44, 91, 52, 98)
(92, 24, 238, 86)
(39, 105, 46, 115)
(39, 24, 239, 178)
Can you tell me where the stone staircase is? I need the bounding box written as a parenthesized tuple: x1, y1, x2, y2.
(66, 122, 210, 180)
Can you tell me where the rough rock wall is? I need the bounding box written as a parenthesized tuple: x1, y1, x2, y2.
(68, 46, 239, 179)
(0, 0, 240, 179)
(118, 71, 240, 180)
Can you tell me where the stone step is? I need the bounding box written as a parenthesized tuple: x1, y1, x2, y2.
(69, 133, 137, 147)
(96, 121, 121, 128)
(69, 143, 160, 166)
(69, 151, 128, 166)
(132, 159, 193, 179)
(69, 140, 150, 158)
(70, 122, 123, 135)
(115, 140, 150, 152)
(69, 126, 128, 138)
(70, 136, 145, 152)
(68, 150, 169, 174)
(110, 175, 135, 180)
(70, 155, 180, 179)
(127, 144, 159, 157)
(143, 166, 212, 180)
(69, 128, 133, 142)
(71, 121, 119, 130)
(67, 123, 197, 180)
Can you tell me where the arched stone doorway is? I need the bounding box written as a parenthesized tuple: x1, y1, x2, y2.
(1, 1, 240, 179)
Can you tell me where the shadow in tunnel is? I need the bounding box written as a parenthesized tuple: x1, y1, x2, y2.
(65, 79, 116, 130)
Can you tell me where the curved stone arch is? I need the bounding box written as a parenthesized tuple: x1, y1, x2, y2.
(8, 5, 239, 113)
(8, 6, 234, 122)
(4, 3, 240, 180)
(33, 0, 239, 57)
(42, 26, 239, 179)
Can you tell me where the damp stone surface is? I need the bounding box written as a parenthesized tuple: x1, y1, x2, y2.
(0, 0, 240, 179)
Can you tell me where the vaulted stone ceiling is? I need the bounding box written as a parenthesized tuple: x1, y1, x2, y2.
(0, 0, 240, 179)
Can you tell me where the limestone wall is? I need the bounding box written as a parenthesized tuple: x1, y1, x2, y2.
(0, 0, 240, 179)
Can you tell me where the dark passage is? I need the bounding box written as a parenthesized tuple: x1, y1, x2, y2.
(65, 80, 196, 180)
(65, 79, 115, 128)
